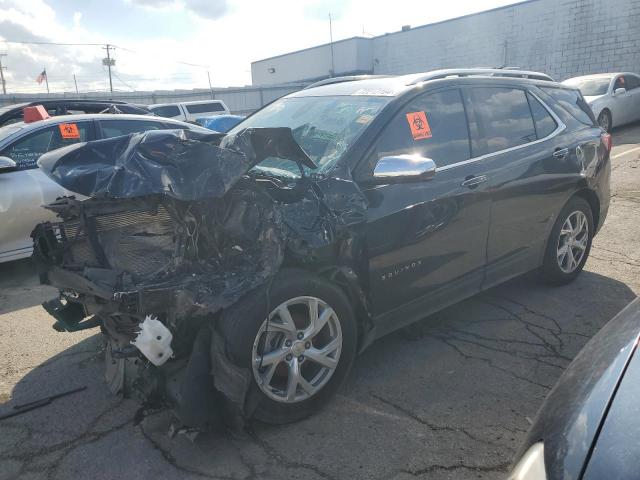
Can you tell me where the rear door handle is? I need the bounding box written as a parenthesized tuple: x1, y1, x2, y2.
(553, 147, 570, 159)
(461, 175, 487, 188)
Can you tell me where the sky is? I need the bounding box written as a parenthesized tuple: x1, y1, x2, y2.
(0, 0, 521, 94)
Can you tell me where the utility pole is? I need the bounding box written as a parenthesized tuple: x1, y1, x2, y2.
(207, 70, 214, 99)
(328, 13, 335, 77)
(0, 54, 7, 95)
(102, 44, 114, 94)
(73, 74, 78, 94)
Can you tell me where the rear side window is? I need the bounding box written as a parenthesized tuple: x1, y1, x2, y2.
(100, 120, 165, 139)
(1, 122, 91, 170)
(540, 87, 595, 126)
(185, 102, 225, 114)
(470, 87, 537, 154)
(150, 105, 182, 118)
(527, 92, 558, 139)
(366, 88, 470, 169)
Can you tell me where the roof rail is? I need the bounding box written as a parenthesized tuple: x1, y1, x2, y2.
(406, 68, 554, 85)
(304, 74, 395, 89)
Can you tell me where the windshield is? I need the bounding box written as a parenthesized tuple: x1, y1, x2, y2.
(567, 78, 611, 96)
(229, 95, 389, 178)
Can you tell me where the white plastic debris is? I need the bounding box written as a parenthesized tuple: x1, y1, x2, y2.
(131, 315, 173, 366)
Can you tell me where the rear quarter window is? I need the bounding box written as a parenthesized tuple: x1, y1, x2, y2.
(540, 87, 596, 126)
(527, 92, 558, 139)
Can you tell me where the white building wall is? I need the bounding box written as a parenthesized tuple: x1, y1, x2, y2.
(251, 37, 373, 85)
(251, 0, 640, 85)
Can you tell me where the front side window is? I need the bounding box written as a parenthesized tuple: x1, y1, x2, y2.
(229, 95, 390, 178)
(151, 105, 182, 118)
(624, 75, 640, 90)
(541, 86, 595, 126)
(185, 102, 225, 114)
(365, 88, 470, 172)
(2, 122, 91, 170)
(470, 87, 537, 154)
(100, 119, 165, 139)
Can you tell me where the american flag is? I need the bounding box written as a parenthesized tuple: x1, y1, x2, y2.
(36, 69, 47, 84)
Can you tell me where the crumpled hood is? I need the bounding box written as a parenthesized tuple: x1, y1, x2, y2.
(37, 127, 315, 201)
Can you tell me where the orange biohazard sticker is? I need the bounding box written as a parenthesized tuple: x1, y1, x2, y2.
(59, 123, 80, 139)
(406, 111, 432, 140)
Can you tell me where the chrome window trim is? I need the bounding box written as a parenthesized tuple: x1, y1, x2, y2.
(435, 89, 566, 172)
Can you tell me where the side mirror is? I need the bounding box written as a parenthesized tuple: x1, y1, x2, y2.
(614, 87, 626, 96)
(0, 156, 16, 172)
(373, 154, 436, 182)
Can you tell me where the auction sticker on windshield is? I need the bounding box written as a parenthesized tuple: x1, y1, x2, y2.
(406, 111, 432, 140)
(59, 123, 80, 139)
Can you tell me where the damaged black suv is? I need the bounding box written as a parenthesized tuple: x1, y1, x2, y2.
(32, 69, 611, 428)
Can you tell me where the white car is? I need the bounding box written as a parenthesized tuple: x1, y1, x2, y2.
(0, 113, 210, 263)
(149, 100, 230, 123)
(562, 72, 640, 132)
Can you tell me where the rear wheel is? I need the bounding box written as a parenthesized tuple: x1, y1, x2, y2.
(219, 269, 357, 424)
(541, 197, 594, 285)
(597, 109, 612, 132)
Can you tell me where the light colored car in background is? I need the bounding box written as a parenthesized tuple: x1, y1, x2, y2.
(148, 100, 230, 123)
(562, 72, 640, 132)
(0, 113, 209, 263)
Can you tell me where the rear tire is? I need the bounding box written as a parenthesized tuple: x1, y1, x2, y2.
(219, 268, 357, 424)
(598, 109, 612, 132)
(540, 197, 594, 285)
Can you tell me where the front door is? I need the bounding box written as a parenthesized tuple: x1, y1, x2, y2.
(355, 88, 491, 335)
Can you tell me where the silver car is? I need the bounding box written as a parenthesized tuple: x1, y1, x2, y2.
(562, 72, 640, 132)
(0, 113, 209, 263)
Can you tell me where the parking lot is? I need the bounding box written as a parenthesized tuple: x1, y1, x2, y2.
(0, 122, 638, 480)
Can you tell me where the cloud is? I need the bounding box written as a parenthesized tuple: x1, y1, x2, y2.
(72, 11, 82, 28)
(127, 0, 229, 20)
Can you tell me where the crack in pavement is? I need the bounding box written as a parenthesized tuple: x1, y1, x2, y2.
(137, 422, 235, 480)
(401, 460, 511, 476)
(2, 399, 132, 480)
(246, 428, 339, 480)
(369, 393, 506, 449)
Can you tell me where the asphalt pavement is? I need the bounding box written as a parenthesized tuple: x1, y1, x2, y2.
(0, 123, 639, 480)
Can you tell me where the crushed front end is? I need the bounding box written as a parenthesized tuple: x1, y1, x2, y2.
(31, 127, 369, 429)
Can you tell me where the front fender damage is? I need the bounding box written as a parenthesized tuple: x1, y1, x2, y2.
(31, 128, 371, 430)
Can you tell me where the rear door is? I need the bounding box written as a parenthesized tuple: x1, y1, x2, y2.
(356, 88, 491, 335)
(0, 121, 95, 261)
(464, 85, 561, 285)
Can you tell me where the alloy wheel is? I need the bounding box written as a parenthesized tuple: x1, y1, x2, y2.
(252, 296, 343, 403)
(556, 210, 589, 274)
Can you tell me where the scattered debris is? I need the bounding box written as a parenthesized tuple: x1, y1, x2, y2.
(0, 386, 87, 421)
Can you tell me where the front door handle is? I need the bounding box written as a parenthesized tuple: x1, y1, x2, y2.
(553, 147, 570, 159)
(461, 175, 487, 188)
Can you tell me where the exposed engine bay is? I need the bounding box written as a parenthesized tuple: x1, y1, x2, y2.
(31, 127, 371, 429)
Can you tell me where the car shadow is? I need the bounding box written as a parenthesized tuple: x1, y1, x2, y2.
(2, 267, 636, 479)
(0, 258, 58, 315)
(611, 119, 640, 147)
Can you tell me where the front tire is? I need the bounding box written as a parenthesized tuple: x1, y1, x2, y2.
(541, 197, 594, 285)
(219, 268, 357, 424)
(598, 109, 612, 132)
